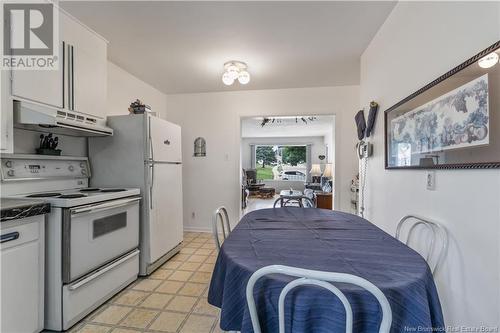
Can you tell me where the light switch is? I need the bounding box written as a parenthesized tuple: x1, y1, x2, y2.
(426, 171, 436, 190)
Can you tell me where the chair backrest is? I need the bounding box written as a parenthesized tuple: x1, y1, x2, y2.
(246, 265, 392, 333)
(212, 206, 231, 251)
(273, 196, 315, 208)
(396, 215, 448, 275)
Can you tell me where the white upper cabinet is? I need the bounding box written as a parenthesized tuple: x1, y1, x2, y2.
(60, 11, 108, 119)
(1, 71, 13, 153)
(9, 9, 108, 119)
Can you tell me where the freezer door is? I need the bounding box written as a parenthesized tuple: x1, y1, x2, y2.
(148, 163, 183, 263)
(148, 116, 182, 163)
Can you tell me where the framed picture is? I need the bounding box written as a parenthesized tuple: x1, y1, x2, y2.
(385, 40, 500, 169)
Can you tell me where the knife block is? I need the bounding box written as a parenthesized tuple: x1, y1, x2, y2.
(36, 148, 62, 156)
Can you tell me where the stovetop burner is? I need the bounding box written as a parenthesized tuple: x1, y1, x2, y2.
(100, 189, 127, 192)
(80, 188, 101, 192)
(26, 192, 62, 198)
(58, 194, 87, 199)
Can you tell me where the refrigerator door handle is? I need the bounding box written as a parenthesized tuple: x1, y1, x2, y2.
(149, 163, 154, 209)
(148, 116, 154, 162)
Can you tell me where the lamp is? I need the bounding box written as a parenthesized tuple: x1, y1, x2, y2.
(222, 61, 250, 86)
(321, 164, 333, 193)
(478, 52, 499, 69)
(322, 164, 333, 178)
(310, 164, 321, 176)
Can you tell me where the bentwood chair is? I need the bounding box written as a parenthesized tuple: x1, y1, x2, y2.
(212, 206, 231, 252)
(396, 215, 448, 275)
(246, 265, 392, 333)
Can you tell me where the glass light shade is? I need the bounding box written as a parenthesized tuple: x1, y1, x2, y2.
(226, 64, 240, 80)
(310, 164, 321, 176)
(478, 52, 499, 69)
(322, 164, 333, 178)
(238, 70, 251, 84)
(222, 72, 234, 85)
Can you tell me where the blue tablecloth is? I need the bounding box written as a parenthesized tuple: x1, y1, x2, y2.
(208, 208, 444, 333)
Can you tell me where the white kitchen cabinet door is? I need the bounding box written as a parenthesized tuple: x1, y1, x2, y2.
(10, 42, 64, 108)
(72, 44, 107, 119)
(0, 218, 44, 333)
(1, 71, 13, 153)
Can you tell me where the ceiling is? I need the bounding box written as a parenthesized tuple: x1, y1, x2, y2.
(60, 1, 396, 94)
(241, 115, 335, 138)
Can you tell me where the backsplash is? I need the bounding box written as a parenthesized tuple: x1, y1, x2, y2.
(13, 128, 87, 157)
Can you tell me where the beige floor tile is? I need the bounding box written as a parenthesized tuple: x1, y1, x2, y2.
(178, 282, 206, 297)
(149, 311, 187, 332)
(168, 270, 193, 282)
(165, 295, 197, 313)
(189, 271, 212, 284)
(180, 247, 197, 254)
(197, 233, 212, 239)
(178, 262, 201, 272)
(120, 308, 158, 329)
(198, 263, 215, 273)
(172, 253, 190, 261)
(186, 254, 207, 263)
(212, 320, 224, 333)
(162, 260, 182, 270)
(110, 328, 142, 333)
(131, 278, 162, 291)
(140, 293, 173, 309)
(200, 243, 216, 249)
(185, 242, 202, 249)
(192, 298, 219, 316)
(92, 305, 131, 325)
(150, 269, 174, 280)
(156, 280, 184, 294)
(204, 256, 217, 264)
(179, 314, 216, 333)
(113, 290, 149, 306)
(194, 248, 213, 256)
(77, 323, 111, 333)
(190, 238, 206, 244)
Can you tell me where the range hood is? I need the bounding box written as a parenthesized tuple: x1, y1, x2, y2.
(14, 101, 113, 137)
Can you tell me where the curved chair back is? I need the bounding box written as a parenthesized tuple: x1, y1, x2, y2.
(273, 196, 315, 208)
(396, 215, 448, 275)
(246, 265, 392, 333)
(212, 206, 231, 251)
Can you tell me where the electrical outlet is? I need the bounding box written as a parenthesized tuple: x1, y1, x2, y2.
(191, 212, 196, 219)
(426, 171, 436, 190)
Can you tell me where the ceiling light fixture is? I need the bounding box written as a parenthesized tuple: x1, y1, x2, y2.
(478, 52, 499, 69)
(222, 61, 250, 86)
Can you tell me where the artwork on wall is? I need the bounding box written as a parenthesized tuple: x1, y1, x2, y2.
(385, 40, 500, 169)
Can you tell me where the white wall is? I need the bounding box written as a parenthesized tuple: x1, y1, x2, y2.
(165, 85, 359, 232)
(360, 1, 500, 328)
(107, 62, 167, 118)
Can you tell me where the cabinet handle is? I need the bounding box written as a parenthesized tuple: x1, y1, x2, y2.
(0, 232, 20, 244)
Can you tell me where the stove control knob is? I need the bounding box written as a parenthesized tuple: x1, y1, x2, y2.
(5, 160, 12, 168)
(80, 162, 86, 168)
(68, 165, 75, 172)
(7, 170, 14, 177)
(81, 169, 87, 176)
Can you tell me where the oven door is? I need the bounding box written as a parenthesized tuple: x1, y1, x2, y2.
(62, 196, 140, 283)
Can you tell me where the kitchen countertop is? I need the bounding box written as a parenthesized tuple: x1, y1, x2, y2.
(1, 199, 51, 222)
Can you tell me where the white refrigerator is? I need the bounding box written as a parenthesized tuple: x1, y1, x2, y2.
(89, 114, 183, 275)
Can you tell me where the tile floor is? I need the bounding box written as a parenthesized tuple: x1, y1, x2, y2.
(70, 232, 223, 333)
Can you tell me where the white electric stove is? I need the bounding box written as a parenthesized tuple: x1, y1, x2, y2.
(1, 154, 141, 331)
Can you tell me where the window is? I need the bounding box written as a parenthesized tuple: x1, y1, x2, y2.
(255, 145, 307, 181)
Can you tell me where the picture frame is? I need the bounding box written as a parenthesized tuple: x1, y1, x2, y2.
(384, 40, 500, 170)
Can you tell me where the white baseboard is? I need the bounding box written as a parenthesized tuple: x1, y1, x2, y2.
(183, 226, 212, 233)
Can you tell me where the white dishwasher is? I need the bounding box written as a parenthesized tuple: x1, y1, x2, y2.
(0, 199, 49, 333)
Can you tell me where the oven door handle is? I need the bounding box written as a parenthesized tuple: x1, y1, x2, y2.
(68, 249, 139, 291)
(70, 197, 140, 215)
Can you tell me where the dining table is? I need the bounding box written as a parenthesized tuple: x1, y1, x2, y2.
(208, 207, 444, 333)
